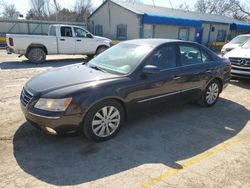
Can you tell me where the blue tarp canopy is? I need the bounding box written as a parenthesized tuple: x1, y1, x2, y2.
(143, 13, 202, 27)
(230, 23, 250, 31)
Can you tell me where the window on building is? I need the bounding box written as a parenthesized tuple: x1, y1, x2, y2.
(216, 30, 227, 42)
(117, 24, 127, 40)
(95, 25, 103, 36)
(178, 28, 189, 41)
(144, 24, 153, 38)
(60, 27, 73, 37)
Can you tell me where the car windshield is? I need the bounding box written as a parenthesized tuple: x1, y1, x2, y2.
(229, 36, 250, 44)
(87, 43, 153, 75)
(241, 39, 250, 48)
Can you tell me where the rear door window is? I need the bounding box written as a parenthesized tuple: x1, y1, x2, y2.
(60, 27, 73, 37)
(179, 44, 213, 66)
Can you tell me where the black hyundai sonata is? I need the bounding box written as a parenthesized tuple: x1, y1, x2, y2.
(20, 39, 231, 141)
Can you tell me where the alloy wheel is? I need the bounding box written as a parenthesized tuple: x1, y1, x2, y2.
(91, 106, 120, 138)
(206, 83, 219, 105)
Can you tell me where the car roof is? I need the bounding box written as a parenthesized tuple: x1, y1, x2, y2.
(235, 34, 250, 37)
(121, 39, 196, 48)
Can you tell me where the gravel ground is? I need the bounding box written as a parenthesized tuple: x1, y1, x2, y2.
(0, 50, 250, 188)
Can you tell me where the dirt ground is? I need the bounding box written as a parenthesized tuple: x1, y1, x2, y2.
(0, 50, 250, 188)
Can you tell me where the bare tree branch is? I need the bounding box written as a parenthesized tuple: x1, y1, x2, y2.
(194, 0, 250, 21)
(2, 3, 19, 19)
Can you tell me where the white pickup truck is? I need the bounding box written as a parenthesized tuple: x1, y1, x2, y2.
(6, 24, 112, 64)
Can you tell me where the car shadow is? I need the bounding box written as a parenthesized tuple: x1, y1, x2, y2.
(13, 98, 250, 186)
(0, 58, 88, 70)
(230, 78, 250, 90)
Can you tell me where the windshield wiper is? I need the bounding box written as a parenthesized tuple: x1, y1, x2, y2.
(88, 64, 107, 72)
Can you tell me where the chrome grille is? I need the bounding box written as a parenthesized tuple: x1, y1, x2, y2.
(229, 58, 250, 67)
(20, 88, 33, 107)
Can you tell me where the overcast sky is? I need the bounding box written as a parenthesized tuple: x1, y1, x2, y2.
(8, 0, 196, 16)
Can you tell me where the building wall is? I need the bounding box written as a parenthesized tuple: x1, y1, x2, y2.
(89, 1, 140, 40)
(201, 23, 230, 44)
(154, 25, 196, 41)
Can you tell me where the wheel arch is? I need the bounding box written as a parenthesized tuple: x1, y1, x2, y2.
(95, 45, 109, 54)
(80, 96, 128, 126)
(206, 77, 223, 93)
(26, 43, 48, 56)
(213, 77, 223, 93)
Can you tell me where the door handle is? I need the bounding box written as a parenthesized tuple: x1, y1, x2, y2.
(76, 40, 81, 42)
(173, 76, 181, 80)
(60, 39, 65, 41)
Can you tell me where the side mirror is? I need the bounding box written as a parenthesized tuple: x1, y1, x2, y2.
(142, 65, 160, 75)
(86, 33, 93, 38)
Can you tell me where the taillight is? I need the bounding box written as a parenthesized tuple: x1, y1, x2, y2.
(9, 37, 14, 46)
(228, 63, 232, 70)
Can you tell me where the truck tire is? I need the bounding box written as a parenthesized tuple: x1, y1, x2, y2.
(27, 48, 46, 64)
(95, 46, 108, 56)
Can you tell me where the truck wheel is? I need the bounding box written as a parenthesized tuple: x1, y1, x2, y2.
(95, 46, 108, 56)
(27, 48, 46, 64)
(87, 54, 95, 59)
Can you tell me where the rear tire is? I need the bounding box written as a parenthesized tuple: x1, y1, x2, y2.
(198, 79, 221, 107)
(27, 48, 46, 64)
(82, 99, 125, 142)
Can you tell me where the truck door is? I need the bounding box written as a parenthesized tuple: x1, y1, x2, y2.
(73, 27, 96, 54)
(58, 26, 75, 54)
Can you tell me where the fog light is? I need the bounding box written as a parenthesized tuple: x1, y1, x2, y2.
(44, 127, 57, 135)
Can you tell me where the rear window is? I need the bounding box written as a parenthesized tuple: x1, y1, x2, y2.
(60, 27, 73, 37)
(48, 26, 56, 36)
(179, 45, 213, 66)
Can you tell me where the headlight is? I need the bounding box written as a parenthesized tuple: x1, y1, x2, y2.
(34, 98, 72, 112)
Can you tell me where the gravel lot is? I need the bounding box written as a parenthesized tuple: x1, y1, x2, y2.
(0, 50, 250, 188)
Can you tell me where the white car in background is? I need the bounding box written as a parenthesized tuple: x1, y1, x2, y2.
(224, 39, 250, 78)
(221, 34, 250, 56)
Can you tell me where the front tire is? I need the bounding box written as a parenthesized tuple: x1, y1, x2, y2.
(95, 46, 108, 56)
(27, 48, 46, 64)
(198, 79, 221, 107)
(82, 100, 125, 142)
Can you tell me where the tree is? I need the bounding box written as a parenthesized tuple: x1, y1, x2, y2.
(194, 0, 250, 21)
(178, 2, 191, 11)
(28, 0, 51, 20)
(74, 0, 93, 22)
(2, 3, 20, 19)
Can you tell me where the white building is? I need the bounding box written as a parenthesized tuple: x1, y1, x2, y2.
(89, 0, 250, 45)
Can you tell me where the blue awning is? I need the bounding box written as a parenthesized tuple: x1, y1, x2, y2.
(143, 13, 202, 27)
(230, 23, 250, 31)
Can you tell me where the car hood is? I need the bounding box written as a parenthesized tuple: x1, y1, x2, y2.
(26, 64, 119, 94)
(94, 35, 111, 42)
(223, 43, 241, 48)
(224, 47, 250, 58)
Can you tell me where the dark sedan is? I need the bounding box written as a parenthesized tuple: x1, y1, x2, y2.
(20, 39, 231, 141)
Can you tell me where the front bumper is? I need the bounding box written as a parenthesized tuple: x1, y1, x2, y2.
(21, 103, 83, 134)
(231, 68, 250, 78)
